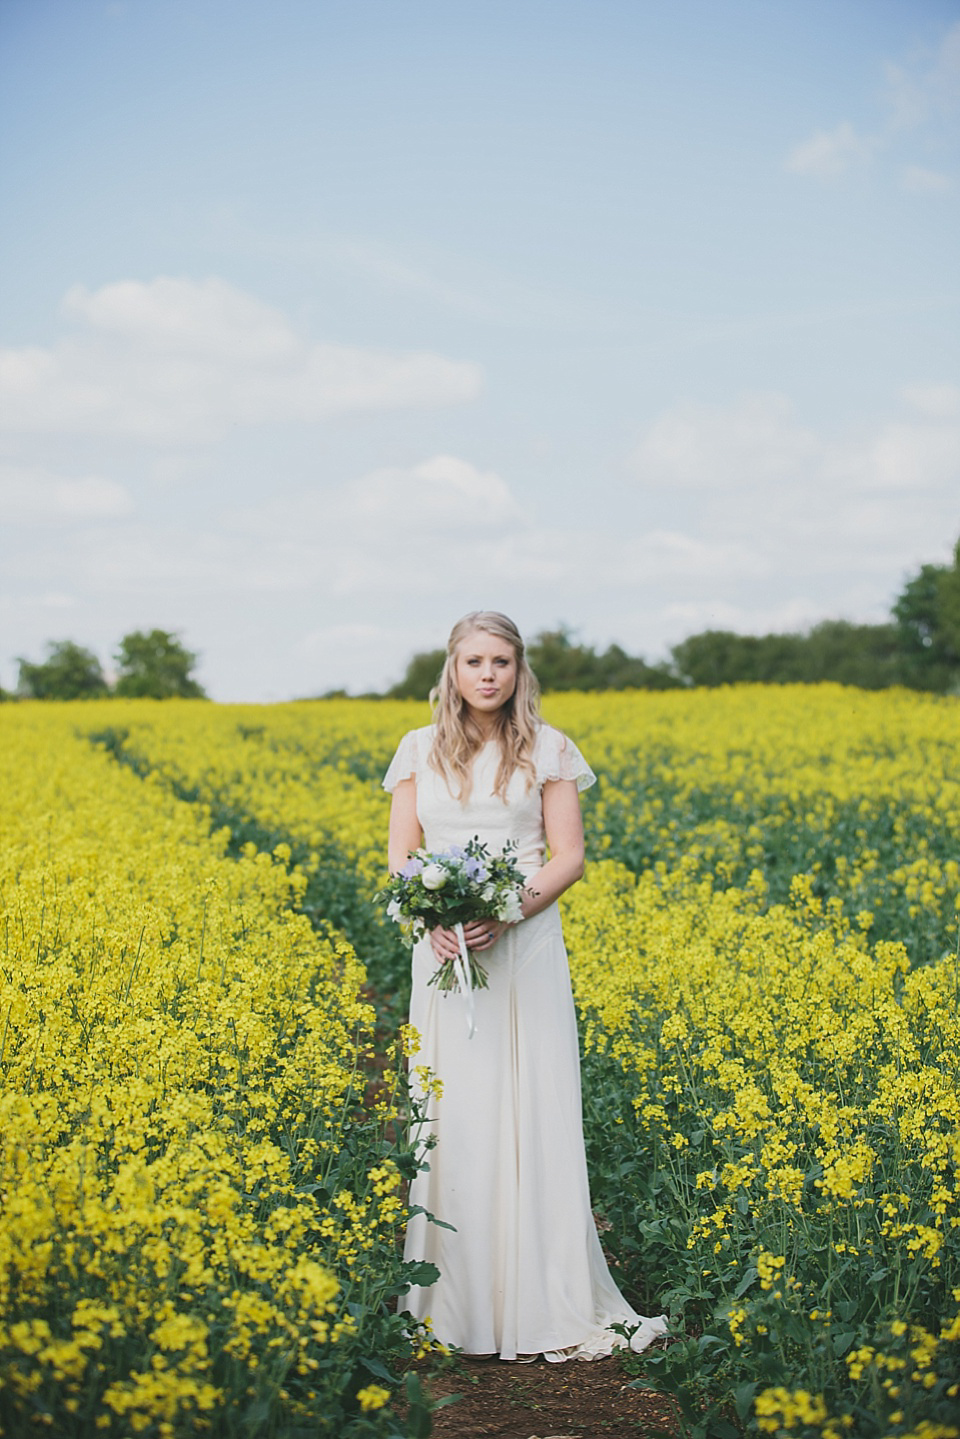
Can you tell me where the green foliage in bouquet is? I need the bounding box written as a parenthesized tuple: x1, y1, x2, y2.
(375, 837, 531, 993)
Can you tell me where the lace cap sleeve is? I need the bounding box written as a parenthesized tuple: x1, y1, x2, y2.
(382, 729, 424, 792)
(536, 726, 596, 793)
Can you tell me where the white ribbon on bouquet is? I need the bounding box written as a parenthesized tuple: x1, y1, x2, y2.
(452, 921, 477, 1039)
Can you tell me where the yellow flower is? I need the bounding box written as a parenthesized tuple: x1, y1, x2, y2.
(356, 1383, 391, 1412)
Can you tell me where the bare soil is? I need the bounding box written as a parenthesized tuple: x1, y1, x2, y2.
(416, 1353, 677, 1438)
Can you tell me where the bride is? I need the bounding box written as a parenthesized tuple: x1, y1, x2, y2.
(383, 611, 666, 1362)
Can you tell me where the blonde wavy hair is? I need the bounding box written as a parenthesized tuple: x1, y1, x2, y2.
(429, 611, 541, 803)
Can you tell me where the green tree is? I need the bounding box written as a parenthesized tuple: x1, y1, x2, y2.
(526, 627, 599, 690)
(940, 536, 960, 658)
(672, 623, 907, 689)
(386, 648, 446, 701)
(114, 629, 206, 699)
(670, 630, 762, 686)
(528, 628, 680, 691)
(386, 628, 681, 699)
(591, 641, 681, 691)
(16, 640, 109, 700)
(801, 620, 904, 688)
(892, 556, 960, 692)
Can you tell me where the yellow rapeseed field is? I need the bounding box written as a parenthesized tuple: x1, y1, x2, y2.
(0, 704, 436, 1438)
(3, 685, 959, 1437)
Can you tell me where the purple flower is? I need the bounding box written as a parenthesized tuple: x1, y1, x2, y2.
(464, 857, 488, 881)
(400, 857, 425, 879)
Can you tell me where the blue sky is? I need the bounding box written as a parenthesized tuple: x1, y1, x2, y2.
(2, 0, 958, 699)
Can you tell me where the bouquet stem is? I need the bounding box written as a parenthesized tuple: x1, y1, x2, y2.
(427, 921, 489, 1037)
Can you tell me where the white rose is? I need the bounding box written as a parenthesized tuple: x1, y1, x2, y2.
(421, 863, 448, 890)
(497, 891, 524, 924)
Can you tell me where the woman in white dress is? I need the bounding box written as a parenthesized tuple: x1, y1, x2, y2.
(383, 611, 666, 1363)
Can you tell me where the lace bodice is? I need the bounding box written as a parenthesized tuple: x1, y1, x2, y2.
(383, 724, 595, 877)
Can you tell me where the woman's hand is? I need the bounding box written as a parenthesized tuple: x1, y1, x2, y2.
(428, 925, 461, 962)
(428, 918, 513, 961)
(463, 918, 512, 951)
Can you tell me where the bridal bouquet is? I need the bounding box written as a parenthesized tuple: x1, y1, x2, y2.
(375, 836, 530, 1005)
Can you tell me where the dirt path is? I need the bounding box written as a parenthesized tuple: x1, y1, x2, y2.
(419, 1354, 676, 1438)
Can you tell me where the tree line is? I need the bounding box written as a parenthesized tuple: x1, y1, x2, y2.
(387, 536, 960, 698)
(5, 630, 206, 702)
(6, 537, 959, 702)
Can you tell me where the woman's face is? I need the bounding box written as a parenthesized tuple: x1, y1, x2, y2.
(454, 629, 518, 722)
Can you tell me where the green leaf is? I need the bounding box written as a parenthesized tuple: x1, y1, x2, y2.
(734, 1266, 757, 1298)
(404, 1372, 434, 1439)
(734, 1380, 759, 1420)
(402, 1260, 441, 1287)
(359, 1355, 395, 1383)
(697, 1333, 727, 1352)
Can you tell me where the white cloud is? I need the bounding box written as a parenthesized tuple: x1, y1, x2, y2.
(22, 591, 77, 609)
(4, 388, 958, 697)
(296, 622, 405, 695)
(822, 387, 960, 494)
(900, 164, 954, 193)
(631, 529, 763, 581)
(38, 456, 531, 604)
(500, 527, 766, 591)
(62, 277, 296, 362)
(8, 450, 751, 616)
(215, 454, 756, 605)
(861, 421, 960, 492)
(0, 464, 134, 523)
(886, 21, 960, 130)
(0, 276, 483, 445)
(635, 389, 960, 499)
(11, 393, 953, 627)
(345, 455, 525, 533)
(634, 393, 818, 489)
(788, 22, 960, 185)
(902, 382, 960, 419)
(631, 389, 960, 585)
(659, 596, 837, 639)
(785, 122, 875, 179)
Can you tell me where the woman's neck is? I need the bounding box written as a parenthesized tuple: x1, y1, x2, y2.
(464, 707, 500, 742)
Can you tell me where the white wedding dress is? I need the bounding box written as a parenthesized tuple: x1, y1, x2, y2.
(383, 724, 667, 1362)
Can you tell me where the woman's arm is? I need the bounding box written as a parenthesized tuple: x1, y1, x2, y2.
(521, 776, 586, 917)
(387, 778, 422, 874)
(389, 778, 457, 964)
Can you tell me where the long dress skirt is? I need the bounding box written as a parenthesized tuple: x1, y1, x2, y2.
(400, 903, 667, 1361)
